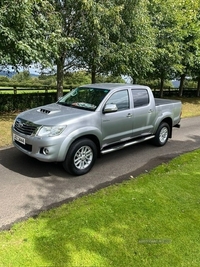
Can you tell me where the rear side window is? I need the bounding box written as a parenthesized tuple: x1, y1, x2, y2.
(131, 89, 149, 108)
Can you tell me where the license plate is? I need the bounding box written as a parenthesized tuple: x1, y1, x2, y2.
(13, 134, 25, 145)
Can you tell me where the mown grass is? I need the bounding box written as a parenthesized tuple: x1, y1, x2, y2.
(0, 113, 16, 147)
(177, 97, 200, 117)
(0, 150, 200, 267)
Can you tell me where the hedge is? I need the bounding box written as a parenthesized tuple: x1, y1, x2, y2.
(0, 88, 199, 113)
(0, 92, 57, 112)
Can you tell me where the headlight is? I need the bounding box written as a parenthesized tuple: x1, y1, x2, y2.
(36, 125, 66, 137)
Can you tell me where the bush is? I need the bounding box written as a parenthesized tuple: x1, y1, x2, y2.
(64, 71, 91, 86)
(137, 79, 174, 88)
(0, 93, 57, 112)
(0, 76, 10, 82)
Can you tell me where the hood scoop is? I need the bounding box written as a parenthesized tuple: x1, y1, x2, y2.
(37, 108, 60, 115)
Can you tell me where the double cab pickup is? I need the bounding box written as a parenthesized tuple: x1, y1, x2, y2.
(12, 83, 182, 175)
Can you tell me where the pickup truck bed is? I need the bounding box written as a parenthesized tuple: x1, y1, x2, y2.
(155, 98, 180, 106)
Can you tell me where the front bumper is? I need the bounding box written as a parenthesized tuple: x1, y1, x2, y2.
(12, 126, 66, 162)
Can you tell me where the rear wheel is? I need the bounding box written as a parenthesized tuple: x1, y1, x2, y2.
(63, 138, 97, 176)
(153, 122, 170, 146)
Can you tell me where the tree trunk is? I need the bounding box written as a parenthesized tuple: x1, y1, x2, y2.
(197, 76, 200, 97)
(160, 77, 164, 98)
(56, 55, 65, 100)
(131, 76, 136, 84)
(91, 65, 96, 84)
(179, 74, 186, 97)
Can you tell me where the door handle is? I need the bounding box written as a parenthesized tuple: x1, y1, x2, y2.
(126, 113, 132, 118)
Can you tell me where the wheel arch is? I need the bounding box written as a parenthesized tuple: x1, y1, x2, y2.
(159, 117, 172, 138)
(70, 134, 101, 156)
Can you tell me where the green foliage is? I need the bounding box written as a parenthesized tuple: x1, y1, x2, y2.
(0, 0, 61, 67)
(11, 71, 31, 82)
(138, 79, 173, 88)
(95, 74, 125, 83)
(115, 0, 156, 81)
(184, 79, 197, 89)
(0, 93, 57, 112)
(1, 0, 200, 97)
(148, 0, 183, 85)
(38, 74, 56, 86)
(0, 76, 9, 82)
(63, 71, 91, 86)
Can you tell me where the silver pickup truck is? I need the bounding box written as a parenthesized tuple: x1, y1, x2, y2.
(12, 83, 181, 175)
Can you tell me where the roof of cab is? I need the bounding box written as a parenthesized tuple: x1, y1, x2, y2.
(80, 83, 149, 90)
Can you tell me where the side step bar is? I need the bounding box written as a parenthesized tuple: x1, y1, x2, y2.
(101, 135, 155, 155)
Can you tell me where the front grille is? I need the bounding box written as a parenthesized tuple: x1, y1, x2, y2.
(14, 118, 39, 136)
(15, 140, 32, 152)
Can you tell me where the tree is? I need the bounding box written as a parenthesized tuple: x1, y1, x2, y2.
(190, 54, 200, 97)
(47, 0, 124, 98)
(148, 0, 184, 97)
(109, 0, 155, 83)
(73, 0, 155, 84)
(11, 70, 31, 82)
(0, 0, 61, 68)
(68, 0, 124, 84)
(175, 0, 200, 96)
(49, 0, 89, 99)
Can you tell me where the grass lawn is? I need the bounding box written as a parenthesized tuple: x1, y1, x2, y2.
(0, 150, 200, 266)
(0, 97, 200, 266)
(0, 113, 16, 147)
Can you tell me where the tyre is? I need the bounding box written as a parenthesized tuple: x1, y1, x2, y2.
(153, 122, 170, 146)
(63, 138, 97, 176)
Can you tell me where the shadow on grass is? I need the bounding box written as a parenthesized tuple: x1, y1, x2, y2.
(33, 207, 144, 266)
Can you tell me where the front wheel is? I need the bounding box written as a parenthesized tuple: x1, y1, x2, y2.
(63, 138, 97, 176)
(153, 122, 170, 146)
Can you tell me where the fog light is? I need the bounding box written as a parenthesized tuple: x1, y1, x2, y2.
(43, 148, 49, 155)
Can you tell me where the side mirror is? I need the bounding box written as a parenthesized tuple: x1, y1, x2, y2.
(103, 104, 118, 113)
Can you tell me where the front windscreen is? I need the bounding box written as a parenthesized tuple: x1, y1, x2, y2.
(57, 87, 109, 111)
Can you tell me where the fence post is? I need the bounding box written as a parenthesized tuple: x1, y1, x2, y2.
(13, 86, 17, 94)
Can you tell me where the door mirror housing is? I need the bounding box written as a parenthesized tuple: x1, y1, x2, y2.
(103, 104, 118, 113)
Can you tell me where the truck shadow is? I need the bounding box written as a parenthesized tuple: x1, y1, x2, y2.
(0, 146, 69, 178)
(1, 133, 200, 179)
(0, 141, 173, 179)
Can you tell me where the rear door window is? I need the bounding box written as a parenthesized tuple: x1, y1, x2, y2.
(131, 89, 149, 108)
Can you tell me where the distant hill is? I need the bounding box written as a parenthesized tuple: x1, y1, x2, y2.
(0, 70, 39, 77)
(0, 70, 16, 77)
(172, 80, 180, 88)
